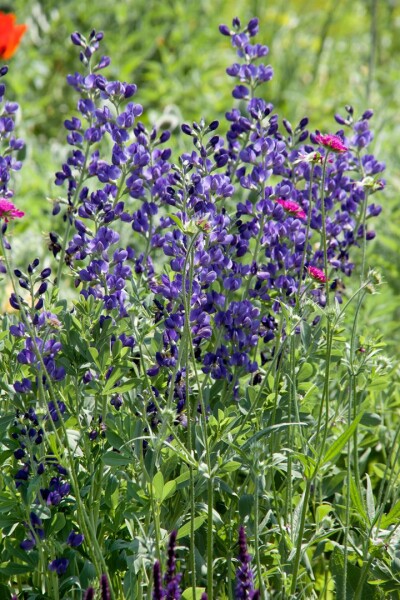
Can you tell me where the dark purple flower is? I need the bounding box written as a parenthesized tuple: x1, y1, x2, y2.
(235, 527, 259, 599)
(153, 560, 165, 600)
(48, 558, 69, 575)
(83, 588, 95, 600)
(67, 530, 84, 547)
(100, 574, 111, 600)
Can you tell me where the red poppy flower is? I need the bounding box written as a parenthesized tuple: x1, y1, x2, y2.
(0, 12, 27, 60)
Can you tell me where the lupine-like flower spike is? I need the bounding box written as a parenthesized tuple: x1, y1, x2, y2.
(83, 587, 95, 600)
(100, 574, 111, 600)
(235, 526, 259, 599)
(151, 532, 182, 599)
(153, 560, 165, 600)
(164, 530, 182, 599)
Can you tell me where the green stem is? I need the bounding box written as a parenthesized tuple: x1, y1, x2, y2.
(319, 152, 331, 307)
(296, 164, 315, 309)
(289, 479, 312, 596)
(353, 556, 373, 600)
(254, 475, 265, 599)
(181, 235, 199, 598)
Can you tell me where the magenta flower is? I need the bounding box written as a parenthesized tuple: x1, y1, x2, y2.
(276, 198, 306, 219)
(315, 133, 347, 153)
(308, 266, 328, 283)
(0, 198, 24, 222)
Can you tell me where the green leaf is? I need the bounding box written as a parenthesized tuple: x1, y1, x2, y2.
(161, 480, 177, 503)
(360, 412, 381, 427)
(300, 320, 312, 350)
(176, 516, 206, 540)
(169, 214, 184, 231)
(292, 489, 306, 545)
(322, 411, 364, 466)
(105, 429, 125, 450)
(103, 367, 124, 393)
(349, 478, 367, 523)
(242, 422, 307, 450)
(315, 503, 332, 526)
(0, 515, 19, 528)
(297, 362, 314, 382)
(0, 562, 33, 575)
(220, 461, 241, 473)
(239, 494, 254, 520)
(51, 512, 66, 533)
(0, 415, 14, 438)
(381, 500, 400, 529)
(153, 471, 164, 502)
(107, 379, 138, 395)
(365, 474, 376, 524)
(102, 451, 131, 467)
(367, 376, 390, 391)
(88, 346, 99, 363)
(181, 588, 206, 600)
(161, 479, 177, 502)
(330, 547, 380, 599)
(0, 584, 11, 597)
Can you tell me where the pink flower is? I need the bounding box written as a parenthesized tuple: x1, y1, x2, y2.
(308, 266, 328, 283)
(0, 198, 25, 222)
(276, 198, 306, 219)
(315, 133, 347, 153)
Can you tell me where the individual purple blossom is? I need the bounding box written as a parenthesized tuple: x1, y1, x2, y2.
(48, 558, 69, 575)
(67, 530, 84, 547)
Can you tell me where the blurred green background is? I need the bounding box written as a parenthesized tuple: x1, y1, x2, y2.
(2, 0, 400, 350)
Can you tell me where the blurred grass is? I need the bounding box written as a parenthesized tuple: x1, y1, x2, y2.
(1, 0, 399, 348)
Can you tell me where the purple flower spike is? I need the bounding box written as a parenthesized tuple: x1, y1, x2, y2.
(164, 530, 182, 599)
(165, 530, 178, 585)
(83, 587, 95, 600)
(153, 560, 164, 600)
(235, 526, 259, 599)
(100, 574, 111, 600)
